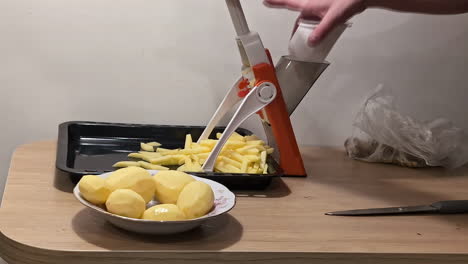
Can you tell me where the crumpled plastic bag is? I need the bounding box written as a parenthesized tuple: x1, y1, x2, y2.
(345, 85, 468, 169)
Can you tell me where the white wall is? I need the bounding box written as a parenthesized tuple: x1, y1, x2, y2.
(1, 0, 468, 199)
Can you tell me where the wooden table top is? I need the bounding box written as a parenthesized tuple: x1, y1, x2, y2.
(1, 140, 468, 264)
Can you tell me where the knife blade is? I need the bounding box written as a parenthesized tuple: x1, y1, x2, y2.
(326, 200, 468, 216)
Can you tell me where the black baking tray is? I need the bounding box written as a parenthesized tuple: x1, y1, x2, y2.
(56, 121, 282, 190)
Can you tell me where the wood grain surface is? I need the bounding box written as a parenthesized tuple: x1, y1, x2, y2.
(1, 140, 468, 263)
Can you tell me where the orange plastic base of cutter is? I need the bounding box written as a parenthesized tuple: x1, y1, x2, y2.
(251, 51, 307, 177)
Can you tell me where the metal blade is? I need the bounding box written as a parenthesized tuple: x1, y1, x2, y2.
(275, 57, 329, 115)
(326, 205, 439, 216)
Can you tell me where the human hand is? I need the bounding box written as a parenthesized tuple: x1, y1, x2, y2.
(263, 0, 366, 45)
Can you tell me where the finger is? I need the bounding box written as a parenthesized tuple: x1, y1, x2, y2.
(263, 0, 305, 11)
(263, 0, 286, 8)
(308, 6, 343, 45)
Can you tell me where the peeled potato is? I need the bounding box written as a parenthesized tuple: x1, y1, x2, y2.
(153, 171, 195, 204)
(177, 181, 214, 219)
(78, 175, 111, 205)
(105, 167, 156, 203)
(142, 204, 186, 221)
(105, 189, 146, 219)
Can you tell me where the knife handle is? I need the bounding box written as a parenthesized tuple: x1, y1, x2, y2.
(432, 200, 468, 214)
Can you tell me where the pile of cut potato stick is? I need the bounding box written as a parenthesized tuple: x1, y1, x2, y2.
(113, 132, 274, 174)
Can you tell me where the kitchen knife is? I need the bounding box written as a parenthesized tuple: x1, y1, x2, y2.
(326, 200, 468, 216)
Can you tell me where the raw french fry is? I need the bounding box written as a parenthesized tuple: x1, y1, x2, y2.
(214, 161, 227, 173)
(244, 135, 259, 141)
(184, 134, 193, 149)
(191, 154, 199, 164)
(216, 164, 240, 173)
(146, 142, 162, 147)
(230, 132, 246, 142)
(128, 153, 144, 159)
(150, 156, 172, 165)
(200, 139, 217, 148)
(182, 156, 201, 173)
(220, 149, 232, 156)
(190, 155, 204, 168)
(224, 151, 252, 164)
(140, 143, 155, 152)
(220, 156, 242, 169)
(187, 161, 203, 172)
(253, 163, 260, 170)
(159, 147, 211, 156)
(138, 151, 162, 157)
(195, 152, 210, 160)
(190, 148, 210, 155)
(246, 148, 260, 155)
(248, 167, 257, 173)
(171, 155, 187, 164)
(225, 164, 241, 173)
(215, 166, 227, 173)
(227, 151, 247, 163)
(236, 145, 259, 154)
(244, 155, 260, 162)
(216, 132, 245, 142)
(159, 149, 180, 156)
(266, 148, 274, 155)
(193, 162, 203, 171)
(191, 143, 201, 149)
(183, 156, 193, 167)
(223, 140, 246, 149)
(176, 156, 186, 165)
(156, 147, 172, 153)
(150, 155, 185, 166)
(263, 164, 269, 174)
(241, 160, 248, 173)
(253, 145, 266, 151)
(138, 161, 169, 171)
(173, 148, 210, 155)
(260, 151, 267, 169)
(112, 161, 140, 168)
(128, 153, 153, 162)
(177, 164, 186, 171)
(246, 140, 265, 146)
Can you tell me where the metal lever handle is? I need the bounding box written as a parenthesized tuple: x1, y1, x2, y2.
(197, 79, 243, 143)
(226, 0, 250, 36)
(202, 82, 277, 172)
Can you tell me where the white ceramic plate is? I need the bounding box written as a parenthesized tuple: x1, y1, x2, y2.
(73, 170, 236, 235)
